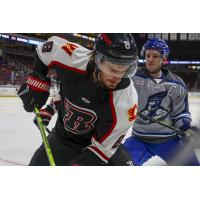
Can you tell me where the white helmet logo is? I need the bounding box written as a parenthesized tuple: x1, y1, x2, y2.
(124, 41, 130, 49)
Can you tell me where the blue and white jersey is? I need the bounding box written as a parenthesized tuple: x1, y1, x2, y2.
(131, 67, 191, 142)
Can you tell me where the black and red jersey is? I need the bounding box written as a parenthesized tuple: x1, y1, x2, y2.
(34, 36, 138, 164)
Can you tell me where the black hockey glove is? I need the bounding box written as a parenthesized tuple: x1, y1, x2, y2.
(33, 108, 52, 129)
(17, 72, 51, 112)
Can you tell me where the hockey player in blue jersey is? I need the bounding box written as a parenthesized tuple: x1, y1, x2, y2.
(123, 38, 200, 166)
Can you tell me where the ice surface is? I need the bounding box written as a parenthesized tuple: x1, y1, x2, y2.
(0, 96, 199, 166)
(0, 97, 57, 165)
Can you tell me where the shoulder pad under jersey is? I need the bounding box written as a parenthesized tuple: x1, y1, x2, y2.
(36, 36, 94, 71)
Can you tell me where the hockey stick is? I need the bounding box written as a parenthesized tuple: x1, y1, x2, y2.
(34, 107, 56, 166)
(138, 112, 188, 136)
(138, 112, 200, 145)
(138, 112, 200, 165)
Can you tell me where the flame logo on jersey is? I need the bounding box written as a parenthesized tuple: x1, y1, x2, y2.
(128, 104, 137, 122)
(62, 43, 78, 56)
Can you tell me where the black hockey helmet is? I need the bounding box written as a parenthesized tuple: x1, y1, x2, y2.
(95, 33, 138, 77)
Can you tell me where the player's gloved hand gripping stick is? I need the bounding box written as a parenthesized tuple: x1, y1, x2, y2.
(138, 112, 188, 136)
(138, 112, 200, 147)
(34, 107, 56, 166)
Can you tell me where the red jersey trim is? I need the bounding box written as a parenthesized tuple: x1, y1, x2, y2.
(26, 76, 50, 92)
(88, 146, 109, 161)
(48, 61, 87, 75)
(99, 91, 117, 143)
(102, 34, 112, 46)
(40, 110, 53, 118)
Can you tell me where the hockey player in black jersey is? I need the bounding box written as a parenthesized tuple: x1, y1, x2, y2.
(17, 34, 138, 166)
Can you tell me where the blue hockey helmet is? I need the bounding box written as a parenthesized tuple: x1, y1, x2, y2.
(140, 38, 170, 58)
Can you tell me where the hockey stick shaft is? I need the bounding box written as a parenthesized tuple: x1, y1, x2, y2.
(138, 112, 187, 136)
(34, 107, 56, 166)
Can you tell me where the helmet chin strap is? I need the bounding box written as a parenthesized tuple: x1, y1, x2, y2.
(93, 68, 107, 89)
(148, 60, 163, 75)
(148, 66, 163, 79)
(94, 67, 99, 81)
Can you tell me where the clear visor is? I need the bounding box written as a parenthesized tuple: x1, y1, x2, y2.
(96, 55, 138, 78)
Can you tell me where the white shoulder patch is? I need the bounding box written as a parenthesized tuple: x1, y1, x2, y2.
(113, 80, 138, 128)
(36, 36, 94, 71)
(102, 80, 138, 149)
